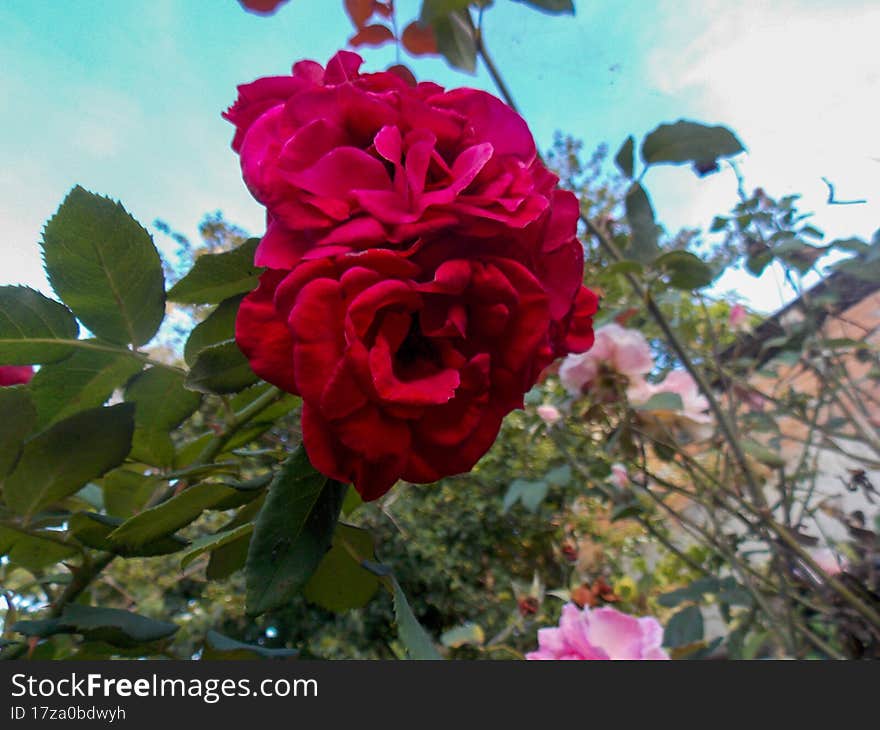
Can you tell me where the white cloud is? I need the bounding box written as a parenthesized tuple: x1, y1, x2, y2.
(642, 0, 880, 310)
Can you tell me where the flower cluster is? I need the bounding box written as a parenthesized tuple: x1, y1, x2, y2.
(559, 323, 711, 441)
(227, 52, 597, 500)
(526, 603, 669, 660)
(0, 365, 34, 387)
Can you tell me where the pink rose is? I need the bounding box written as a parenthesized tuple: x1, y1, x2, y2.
(627, 370, 713, 441)
(728, 303, 748, 332)
(0, 365, 34, 387)
(610, 463, 629, 490)
(809, 547, 847, 577)
(559, 323, 653, 397)
(537, 404, 562, 426)
(526, 603, 669, 660)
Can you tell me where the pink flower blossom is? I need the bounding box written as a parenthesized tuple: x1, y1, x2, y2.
(526, 603, 669, 660)
(559, 324, 653, 396)
(809, 547, 847, 577)
(537, 404, 562, 426)
(627, 370, 713, 441)
(728, 303, 748, 332)
(610, 463, 629, 490)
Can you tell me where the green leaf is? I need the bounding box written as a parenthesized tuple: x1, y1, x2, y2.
(101, 468, 159, 519)
(641, 120, 744, 170)
(635, 392, 684, 412)
(201, 630, 298, 660)
(0, 388, 36, 477)
(610, 500, 643, 522)
(653, 250, 714, 290)
(185, 340, 258, 394)
(742, 439, 786, 468)
(511, 0, 574, 12)
(184, 295, 243, 366)
(207, 529, 252, 580)
(4, 404, 135, 519)
(0, 525, 79, 572)
(180, 524, 254, 570)
(431, 10, 476, 72)
(167, 239, 260, 304)
(0, 286, 79, 364)
(440, 622, 485, 648)
(204, 499, 264, 580)
(68, 512, 187, 557)
(384, 568, 442, 660)
(246, 447, 346, 616)
(108, 482, 256, 551)
(28, 345, 143, 429)
(303, 523, 380, 613)
(545, 464, 572, 487)
(614, 136, 635, 178)
(663, 605, 704, 648)
(502, 479, 548, 513)
(657, 577, 721, 607)
(13, 604, 178, 648)
(624, 183, 661, 263)
(124, 368, 202, 467)
(41, 186, 165, 346)
(341, 485, 363, 517)
(606, 260, 644, 276)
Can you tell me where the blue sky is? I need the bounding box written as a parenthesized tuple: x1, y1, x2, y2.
(1, 0, 877, 313)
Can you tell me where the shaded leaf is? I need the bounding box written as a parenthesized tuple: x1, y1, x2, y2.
(68, 512, 187, 557)
(303, 523, 379, 613)
(0, 525, 79, 572)
(29, 345, 143, 429)
(502, 479, 548, 513)
(101, 468, 159, 519)
(167, 239, 260, 304)
(202, 630, 298, 660)
(657, 577, 720, 607)
(0, 286, 79, 364)
(0, 387, 36, 477)
(125, 368, 202, 466)
(108, 482, 259, 551)
(663, 605, 704, 648)
(246, 447, 346, 615)
(653, 250, 714, 290)
(180, 524, 254, 570)
(624, 183, 661, 263)
(635, 392, 684, 412)
(185, 340, 258, 394)
(13, 604, 178, 648)
(4, 404, 135, 519)
(431, 9, 476, 72)
(184, 295, 242, 366)
(512, 0, 574, 12)
(41, 186, 165, 346)
(614, 135, 635, 178)
(641, 120, 744, 170)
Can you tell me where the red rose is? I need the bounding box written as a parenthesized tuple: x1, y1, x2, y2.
(223, 53, 585, 302)
(0, 365, 34, 387)
(236, 248, 597, 500)
(228, 51, 598, 499)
